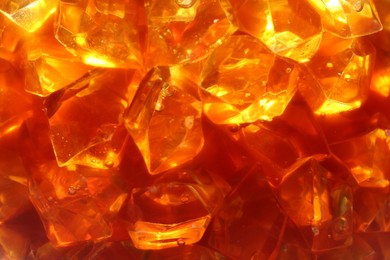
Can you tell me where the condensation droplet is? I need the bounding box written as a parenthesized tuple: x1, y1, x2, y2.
(285, 67, 292, 74)
(175, 0, 196, 8)
(68, 186, 77, 195)
(354, 1, 364, 12)
(104, 160, 114, 168)
(177, 238, 186, 246)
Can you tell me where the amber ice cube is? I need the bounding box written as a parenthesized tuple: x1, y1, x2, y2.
(21, 35, 93, 97)
(242, 93, 329, 187)
(307, 0, 382, 38)
(0, 224, 30, 259)
(29, 161, 127, 246)
(275, 157, 353, 252)
(330, 127, 390, 188)
(371, 49, 390, 97)
(145, 0, 235, 66)
(200, 33, 298, 124)
(55, 0, 144, 68)
(127, 167, 229, 250)
(299, 33, 375, 114)
(124, 66, 203, 174)
(0, 58, 40, 127)
(0, 0, 58, 32)
(0, 148, 30, 224)
(49, 70, 130, 169)
(354, 188, 390, 232)
(208, 165, 285, 259)
(224, 0, 322, 62)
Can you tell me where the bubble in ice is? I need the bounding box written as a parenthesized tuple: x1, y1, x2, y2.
(177, 238, 186, 246)
(353, 1, 364, 12)
(68, 186, 77, 195)
(176, 0, 196, 9)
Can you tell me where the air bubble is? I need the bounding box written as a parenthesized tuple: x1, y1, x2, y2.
(175, 0, 196, 8)
(161, 83, 174, 97)
(229, 125, 240, 132)
(344, 74, 351, 82)
(177, 238, 186, 246)
(155, 102, 165, 112)
(184, 116, 194, 129)
(312, 226, 319, 236)
(104, 160, 114, 168)
(333, 217, 349, 234)
(68, 186, 77, 195)
(180, 194, 190, 202)
(285, 68, 292, 74)
(353, 1, 364, 12)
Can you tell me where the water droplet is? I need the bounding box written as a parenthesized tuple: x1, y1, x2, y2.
(104, 160, 114, 168)
(177, 238, 186, 246)
(213, 18, 219, 23)
(354, 0, 364, 12)
(175, 0, 196, 8)
(285, 67, 292, 74)
(68, 186, 77, 195)
(326, 62, 334, 68)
